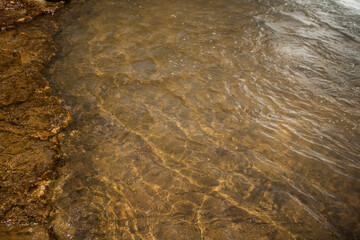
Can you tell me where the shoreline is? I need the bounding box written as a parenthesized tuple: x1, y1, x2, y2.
(0, 1, 72, 238)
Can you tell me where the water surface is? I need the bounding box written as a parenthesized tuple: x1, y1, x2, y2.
(48, 0, 360, 239)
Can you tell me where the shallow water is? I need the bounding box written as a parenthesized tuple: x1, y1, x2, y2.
(47, 0, 360, 239)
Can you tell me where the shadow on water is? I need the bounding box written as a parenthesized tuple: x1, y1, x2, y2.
(47, 0, 360, 239)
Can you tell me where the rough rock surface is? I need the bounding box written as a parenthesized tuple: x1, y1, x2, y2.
(0, 0, 65, 30)
(0, 2, 71, 238)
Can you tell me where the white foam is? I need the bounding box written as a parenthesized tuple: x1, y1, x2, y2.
(337, 0, 360, 12)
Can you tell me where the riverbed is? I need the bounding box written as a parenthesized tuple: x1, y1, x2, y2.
(47, 0, 360, 239)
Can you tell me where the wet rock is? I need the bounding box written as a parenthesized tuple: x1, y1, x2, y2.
(0, 224, 50, 240)
(0, 1, 71, 238)
(0, 0, 66, 30)
(46, 0, 69, 2)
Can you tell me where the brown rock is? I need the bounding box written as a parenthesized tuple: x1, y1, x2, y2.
(0, 0, 65, 30)
(0, 1, 71, 238)
(0, 224, 50, 240)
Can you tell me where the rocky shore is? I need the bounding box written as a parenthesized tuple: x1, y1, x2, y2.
(0, 0, 71, 238)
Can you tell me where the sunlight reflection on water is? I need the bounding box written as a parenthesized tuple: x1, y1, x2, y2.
(47, 0, 360, 239)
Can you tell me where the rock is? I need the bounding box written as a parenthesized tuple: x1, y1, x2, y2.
(0, 1, 71, 238)
(0, 0, 66, 30)
(0, 224, 50, 240)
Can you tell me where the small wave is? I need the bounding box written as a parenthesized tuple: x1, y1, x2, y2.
(336, 0, 360, 12)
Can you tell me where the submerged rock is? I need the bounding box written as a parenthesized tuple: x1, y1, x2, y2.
(0, 224, 50, 240)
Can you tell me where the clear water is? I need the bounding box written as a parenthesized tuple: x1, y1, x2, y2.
(47, 0, 360, 239)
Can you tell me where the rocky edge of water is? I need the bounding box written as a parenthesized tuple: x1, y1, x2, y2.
(0, 0, 71, 238)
